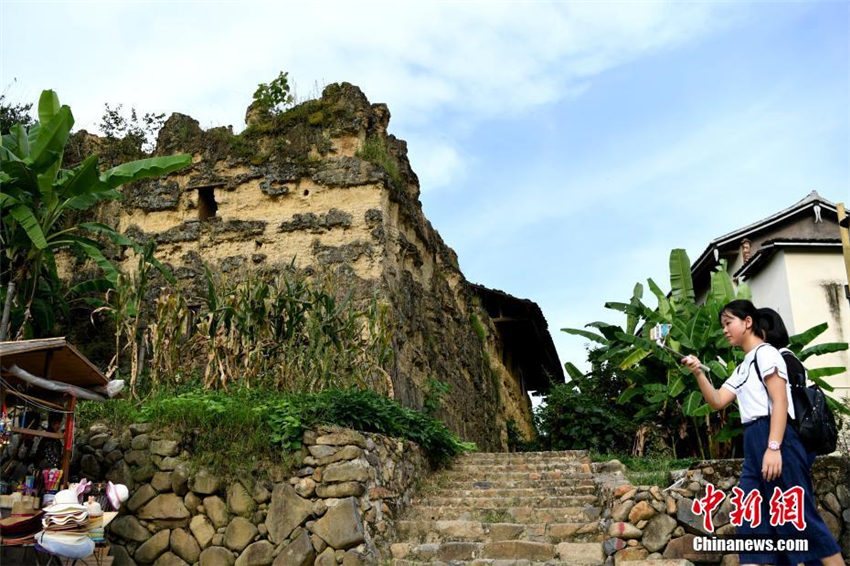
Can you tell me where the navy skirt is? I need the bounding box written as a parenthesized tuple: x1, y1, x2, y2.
(737, 417, 841, 564)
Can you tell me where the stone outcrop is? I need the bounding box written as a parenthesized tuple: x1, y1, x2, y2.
(87, 82, 559, 449)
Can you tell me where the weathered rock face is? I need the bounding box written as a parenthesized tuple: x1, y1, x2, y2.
(99, 82, 542, 449)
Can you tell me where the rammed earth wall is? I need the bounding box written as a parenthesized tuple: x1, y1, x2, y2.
(74, 422, 429, 565)
(67, 82, 543, 450)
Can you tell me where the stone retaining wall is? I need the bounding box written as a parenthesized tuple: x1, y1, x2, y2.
(600, 457, 850, 564)
(73, 422, 429, 565)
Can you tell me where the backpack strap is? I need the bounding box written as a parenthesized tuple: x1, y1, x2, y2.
(751, 344, 772, 416)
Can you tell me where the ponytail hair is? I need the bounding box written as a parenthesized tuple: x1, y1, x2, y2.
(756, 307, 790, 348)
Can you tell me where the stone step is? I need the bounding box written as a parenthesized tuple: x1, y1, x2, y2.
(423, 486, 597, 498)
(409, 506, 599, 523)
(440, 471, 597, 482)
(391, 540, 605, 564)
(392, 559, 574, 565)
(438, 477, 597, 490)
(392, 561, 691, 566)
(459, 450, 589, 461)
(449, 462, 591, 473)
(395, 520, 604, 544)
(413, 495, 599, 508)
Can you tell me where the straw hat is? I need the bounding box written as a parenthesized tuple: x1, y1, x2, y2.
(36, 530, 95, 559)
(106, 482, 129, 511)
(44, 489, 86, 515)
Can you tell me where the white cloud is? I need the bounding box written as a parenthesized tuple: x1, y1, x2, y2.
(2, 2, 735, 131)
(409, 141, 466, 192)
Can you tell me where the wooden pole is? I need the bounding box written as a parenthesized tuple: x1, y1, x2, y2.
(838, 203, 850, 304)
(60, 396, 76, 489)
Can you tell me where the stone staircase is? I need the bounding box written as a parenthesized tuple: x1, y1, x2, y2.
(387, 450, 608, 565)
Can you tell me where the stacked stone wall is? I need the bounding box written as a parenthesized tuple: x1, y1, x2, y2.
(73, 422, 429, 565)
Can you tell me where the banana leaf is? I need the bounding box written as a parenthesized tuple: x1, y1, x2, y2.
(9, 204, 47, 249)
(619, 347, 651, 370)
(683, 391, 711, 416)
(799, 342, 848, 361)
(561, 327, 607, 344)
(617, 386, 643, 404)
(564, 362, 585, 382)
(669, 249, 695, 303)
(789, 323, 828, 350)
(28, 105, 73, 173)
(37, 90, 61, 124)
(585, 321, 621, 341)
(807, 366, 845, 383)
(60, 155, 102, 197)
(667, 369, 686, 398)
(101, 154, 191, 189)
(627, 282, 644, 335)
(72, 238, 120, 285)
(647, 277, 671, 318)
(710, 268, 735, 303)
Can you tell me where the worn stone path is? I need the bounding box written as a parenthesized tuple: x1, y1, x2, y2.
(386, 450, 608, 565)
(386, 451, 699, 565)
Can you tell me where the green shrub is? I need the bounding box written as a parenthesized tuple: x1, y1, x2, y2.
(506, 418, 540, 452)
(536, 383, 635, 453)
(79, 386, 474, 476)
(422, 377, 451, 417)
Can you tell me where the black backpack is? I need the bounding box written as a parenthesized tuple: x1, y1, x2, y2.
(754, 347, 838, 455)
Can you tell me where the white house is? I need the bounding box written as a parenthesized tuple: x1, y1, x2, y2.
(690, 191, 849, 402)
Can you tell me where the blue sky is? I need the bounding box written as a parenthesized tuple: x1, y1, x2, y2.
(2, 1, 848, 375)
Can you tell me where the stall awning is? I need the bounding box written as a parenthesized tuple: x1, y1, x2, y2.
(0, 337, 108, 389)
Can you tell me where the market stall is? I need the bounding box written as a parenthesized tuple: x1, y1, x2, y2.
(0, 338, 124, 562)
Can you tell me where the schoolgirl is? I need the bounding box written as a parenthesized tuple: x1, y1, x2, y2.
(682, 299, 842, 565)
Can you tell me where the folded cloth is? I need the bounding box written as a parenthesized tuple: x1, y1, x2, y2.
(35, 529, 95, 559)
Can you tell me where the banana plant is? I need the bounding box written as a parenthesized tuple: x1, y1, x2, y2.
(0, 90, 190, 338)
(565, 248, 849, 458)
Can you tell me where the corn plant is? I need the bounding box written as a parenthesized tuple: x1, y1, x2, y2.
(90, 240, 174, 396)
(142, 266, 394, 395)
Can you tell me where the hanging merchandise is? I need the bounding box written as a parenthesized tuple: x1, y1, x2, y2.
(0, 400, 11, 446)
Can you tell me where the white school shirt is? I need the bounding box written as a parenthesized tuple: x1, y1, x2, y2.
(722, 344, 795, 424)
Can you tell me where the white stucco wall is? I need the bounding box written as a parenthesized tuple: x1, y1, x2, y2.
(784, 250, 850, 402)
(746, 250, 795, 333)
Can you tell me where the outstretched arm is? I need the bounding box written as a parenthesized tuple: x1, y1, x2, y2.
(681, 355, 737, 410)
